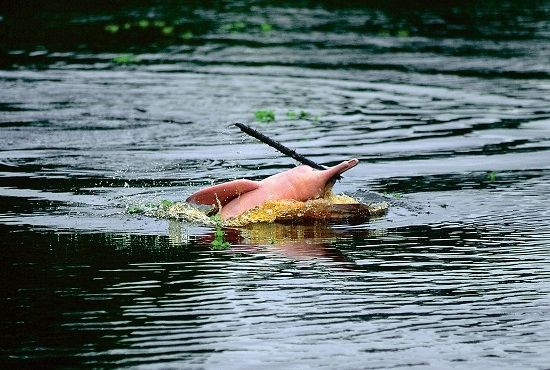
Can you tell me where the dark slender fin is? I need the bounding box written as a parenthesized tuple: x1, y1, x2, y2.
(235, 123, 325, 170)
(235, 123, 342, 180)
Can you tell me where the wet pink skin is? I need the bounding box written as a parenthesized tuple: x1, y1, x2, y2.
(186, 158, 359, 220)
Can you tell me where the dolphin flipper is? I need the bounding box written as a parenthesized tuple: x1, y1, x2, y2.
(186, 179, 260, 206)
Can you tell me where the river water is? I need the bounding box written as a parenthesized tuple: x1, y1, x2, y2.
(1, 1, 549, 368)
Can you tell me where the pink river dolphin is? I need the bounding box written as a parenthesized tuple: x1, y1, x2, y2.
(186, 158, 359, 220)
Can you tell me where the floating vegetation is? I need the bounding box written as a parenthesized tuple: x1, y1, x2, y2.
(161, 26, 174, 35)
(160, 199, 175, 209)
(254, 110, 319, 122)
(286, 110, 320, 122)
(487, 171, 497, 182)
(210, 215, 231, 250)
(104, 24, 120, 33)
(104, 19, 194, 41)
(180, 31, 193, 40)
(397, 29, 410, 37)
(138, 19, 150, 28)
(138, 193, 387, 227)
(105, 18, 269, 41)
(227, 193, 361, 226)
(221, 21, 247, 33)
(226, 193, 388, 227)
(112, 54, 138, 64)
(260, 23, 273, 33)
(127, 205, 142, 214)
(255, 110, 275, 123)
(378, 29, 410, 37)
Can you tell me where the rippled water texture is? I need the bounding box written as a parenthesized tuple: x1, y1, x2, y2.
(1, 1, 549, 368)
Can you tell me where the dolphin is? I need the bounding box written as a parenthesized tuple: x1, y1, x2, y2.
(186, 158, 359, 220)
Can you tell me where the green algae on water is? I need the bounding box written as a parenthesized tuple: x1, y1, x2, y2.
(127, 205, 142, 214)
(162, 26, 174, 35)
(286, 110, 319, 122)
(255, 110, 275, 123)
(221, 21, 247, 33)
(286, 111, 297, 120)
(104, 24, 120, 33)
(210, 214, 231, 250)
(260, 23, 273, 33)
(112, 54, 138, 64)
(160, 199, 175, 209)
(138, 19, 150, 28)
(298, 110, 310, 119)
(181, 31, 193, 40)
(397, 29, 410, 37)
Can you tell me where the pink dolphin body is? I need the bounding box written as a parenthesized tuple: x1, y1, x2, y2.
(186, 158, 359, 220)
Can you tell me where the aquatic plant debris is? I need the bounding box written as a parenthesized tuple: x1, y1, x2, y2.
(221, 21, 247, 33)
(104, 19, 194, 41)
(127, 205, 142, 214)
(286, 110, 319, 122)
(260, 23, 273, 33)
(160, 199, 174, 208)
(162, 26, 174, 35)
(105, 24, 119, 33)
(151, 192, 388, 226)
(254, 110, 275, 123)
(286, 111, 297, 119)
(181, 31, 193, 40)
(397, 29, 410, 37)
(210, 215, 231, 250)
(112, 54, 138, 64)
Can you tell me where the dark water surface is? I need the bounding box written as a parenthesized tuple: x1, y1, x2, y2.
(1, 1, 550, 368)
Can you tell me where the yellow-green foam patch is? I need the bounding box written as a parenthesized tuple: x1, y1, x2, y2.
(155, 192, 388, 226)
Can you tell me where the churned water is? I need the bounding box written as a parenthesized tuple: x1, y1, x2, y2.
(1, 1, 549, 368)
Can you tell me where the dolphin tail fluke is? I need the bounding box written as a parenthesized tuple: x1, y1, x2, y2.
(186, 179, 260, 206)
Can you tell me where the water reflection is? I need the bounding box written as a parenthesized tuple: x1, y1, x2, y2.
(2, 221, 549, 368)
(169, 220, 377, 262)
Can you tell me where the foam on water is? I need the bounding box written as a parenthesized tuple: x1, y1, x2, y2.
(153, 192, 388, 226)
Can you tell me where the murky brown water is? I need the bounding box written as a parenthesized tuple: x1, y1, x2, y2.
(1, 1, 549, 368)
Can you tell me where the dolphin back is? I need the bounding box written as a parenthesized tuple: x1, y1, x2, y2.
(186, 179, 260, 206)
